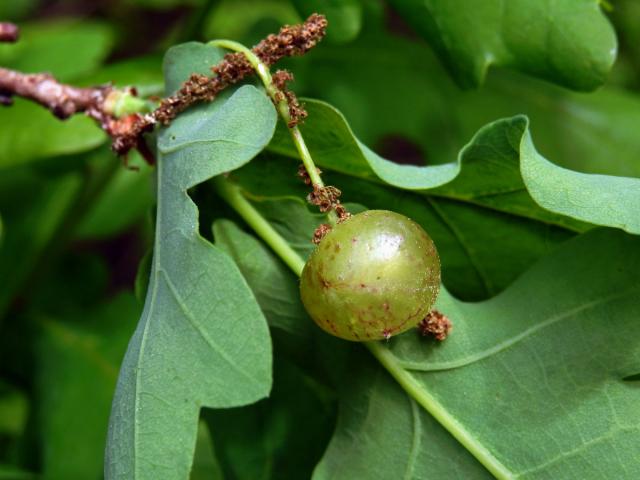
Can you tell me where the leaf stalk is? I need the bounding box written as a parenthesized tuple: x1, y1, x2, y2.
(213, 177, 305, 276)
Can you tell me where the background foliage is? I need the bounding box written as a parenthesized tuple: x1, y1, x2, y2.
(0, 0, 639, 479)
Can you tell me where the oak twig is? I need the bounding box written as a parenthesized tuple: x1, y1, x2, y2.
(0, 14, 328, 157)
(0, 68, 111, 117)
(111, 13, 327, 154)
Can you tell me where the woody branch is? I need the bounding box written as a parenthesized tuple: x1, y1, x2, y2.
(0, 15, 327, 158)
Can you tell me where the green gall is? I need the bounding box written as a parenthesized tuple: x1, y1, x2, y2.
(300, 210, 440, 341)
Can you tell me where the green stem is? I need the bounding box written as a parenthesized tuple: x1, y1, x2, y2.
(209, 39, 337, 225)
(215, 175, 511, 479)
(103, 89, 150, 118)
(214, 177, 305, 276)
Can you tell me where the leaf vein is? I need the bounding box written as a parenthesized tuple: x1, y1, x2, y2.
(514, 426, 639, 478)
(159, 269, 264, 388)
(399, 287, 638, 371)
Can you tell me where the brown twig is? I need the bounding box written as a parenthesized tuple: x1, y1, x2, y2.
(0, 68, 112, 117)
(110, 13, 327, 155)
(0, 14, 328, 157)
(0, 22, 19, 43)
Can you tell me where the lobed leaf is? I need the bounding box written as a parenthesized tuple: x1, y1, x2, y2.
(350, 228, 640, 478)
(267, 100, 640, 234)
(291, 19, 640, 182)
(231, 157, 574, 301)
(208, 183, 640, 478)
(215, 191, 640, 478)
(105, 44, 277, 480)
(313, 349, 491, 480)
(213, 219, 313, 340)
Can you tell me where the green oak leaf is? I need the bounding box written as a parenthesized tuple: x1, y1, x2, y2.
(291, 21, 640, 181)
(387, 0, 617, 90)
(203, 198, 484, 477)
(105, 44, 277, 480)
(231, 156, 574, 301)
(213, 190, 640, 477)
(346, 228, 640, 478)
(267, 101, 640, 234)
(162, 42, 222, 95)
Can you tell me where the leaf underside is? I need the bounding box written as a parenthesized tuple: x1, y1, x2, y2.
(105, 44, 277, 480)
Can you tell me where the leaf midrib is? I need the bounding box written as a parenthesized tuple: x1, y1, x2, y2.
(160, 137, 263, 155)
(131, 154, 166, 479)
